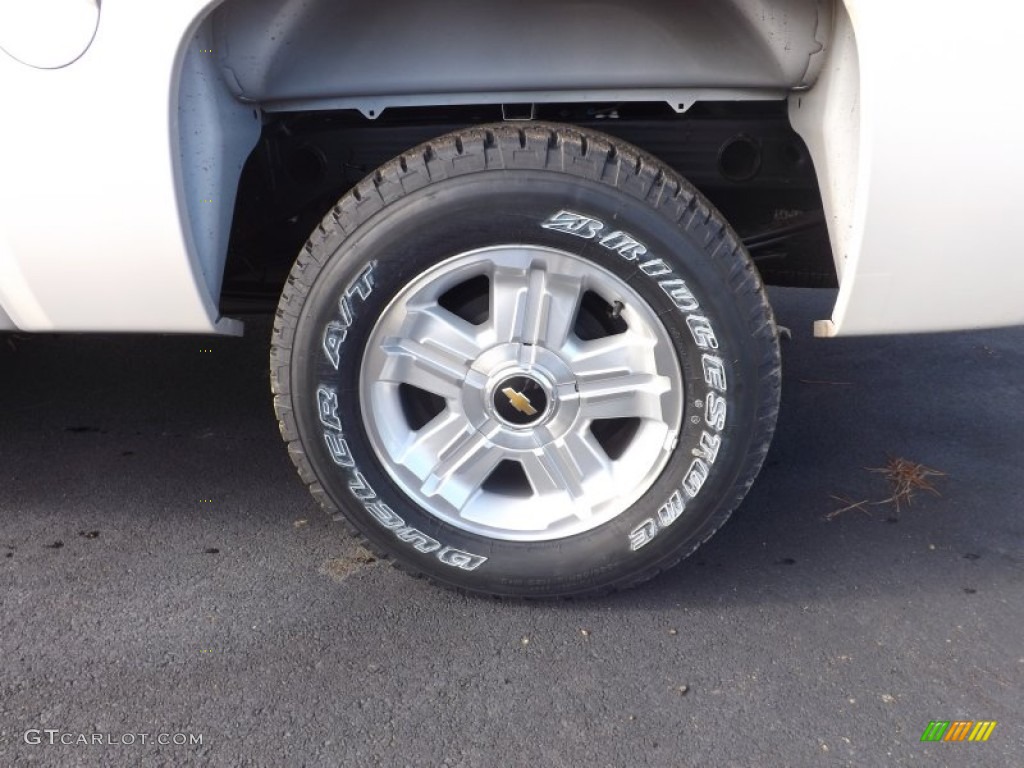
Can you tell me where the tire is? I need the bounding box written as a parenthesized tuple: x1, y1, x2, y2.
(271, 122, 780, 597)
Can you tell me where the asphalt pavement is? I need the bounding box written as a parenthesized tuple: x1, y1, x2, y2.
(1, 287, 1021, 767)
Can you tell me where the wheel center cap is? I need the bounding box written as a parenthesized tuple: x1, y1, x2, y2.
(493, 375, 549, 426)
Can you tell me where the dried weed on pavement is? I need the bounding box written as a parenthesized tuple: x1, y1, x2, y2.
(826, 457, 945, 520)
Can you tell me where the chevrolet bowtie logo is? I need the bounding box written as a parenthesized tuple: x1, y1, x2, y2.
(501, 387, 538, 416)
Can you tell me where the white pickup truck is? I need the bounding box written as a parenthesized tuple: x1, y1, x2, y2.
(2, 0, 1020, 596)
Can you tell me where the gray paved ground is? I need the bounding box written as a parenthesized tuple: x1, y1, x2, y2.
(0, 287, 1021, 767)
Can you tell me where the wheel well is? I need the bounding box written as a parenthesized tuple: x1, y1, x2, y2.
(172, 0, 836, 316)
(220, 101, 835, 312)
(210, 0, 830, 115)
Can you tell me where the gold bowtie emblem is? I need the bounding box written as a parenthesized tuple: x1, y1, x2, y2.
(501, 387, 538, 416)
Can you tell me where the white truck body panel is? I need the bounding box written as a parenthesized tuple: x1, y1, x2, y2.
(0, 0, 1021, 337)
(0, 0, 242, 334)
(792, 1, 1024, 336)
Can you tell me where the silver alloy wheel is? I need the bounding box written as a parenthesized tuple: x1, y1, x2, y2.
(359, 245, 684, 541)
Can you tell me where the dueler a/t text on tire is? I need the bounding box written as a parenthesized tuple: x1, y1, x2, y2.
(271, 122, 781, 597)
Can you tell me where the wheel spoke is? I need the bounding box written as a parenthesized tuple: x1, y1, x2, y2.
(378, 304, 481, 400)
(489, 262, 584, 348)
(377, 337, 467, 400)
(420, 425, 505, 511)
(489, 265, 530, 344)
(520, 448, 580, 502)
(563, 427, 615, 485)
(406, 303, 485, 360)
(564, 332, 656, 379)
(528, 270, 586, 349)
(394, 409, 465, 478)
(575, 373, 671, 421)
(519, 431, 614, 520)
